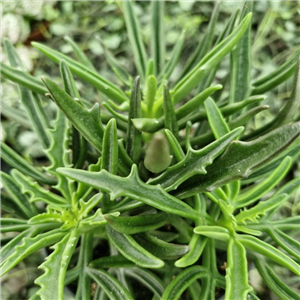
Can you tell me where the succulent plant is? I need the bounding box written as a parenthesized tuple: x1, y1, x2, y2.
(1, 1, 299, 299)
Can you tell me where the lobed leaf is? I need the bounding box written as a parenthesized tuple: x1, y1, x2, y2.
(1, 228, 66, 276)
(225, 237, 252, 300)
(35, 230, 79, 300)
(58, 165, 201, 221)
(175, 122, 300, 198)
(106, 225, 164, 269)
(12, 169, 69, 207)
(194, 226, 230, 242)
(149, 127, 243, 191)
(42, 77, 104, 153)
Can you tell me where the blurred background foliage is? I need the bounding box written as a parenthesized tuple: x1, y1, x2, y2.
(1, 1, 299, 299)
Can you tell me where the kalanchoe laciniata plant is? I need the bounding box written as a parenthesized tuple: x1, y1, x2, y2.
(1, 1, 300, 299)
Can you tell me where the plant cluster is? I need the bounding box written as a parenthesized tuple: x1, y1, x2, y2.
(1, 1, 300, 300)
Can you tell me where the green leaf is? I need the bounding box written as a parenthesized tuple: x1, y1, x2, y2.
(90, 255, 134, 269)
(86, 267, 134, 300)
(251, 49, 300, 95)
(151, 1, 164, 75)
(32, 42, 128, 104)
(35, 230, 79, 300)
(106, 225, 164, 269)
(159, 30, 185, 80)
(105, 212, 168, 235)
(1, 62, 48, 95)
(180, 2, 220, 78)
(4, 40, 51, 148)
(194, 226, 230, 242)
(235, 156, 292, 208)
(58, 165, 201, 221)
(175, 122, 300, 198)
(266, 228, 300, 259)
(0, 218, 30, 233)
(225, 237, 253, 300)
(238, 235, 300, 276)
(133, 233, 190, 260)
(144, 75, 157, 117)
(176, 84, 223, 121)
(149, 127, 243, 191)
(12, 169, 69, 207)
(124, 268, 164, 298)
(64, 36, 97, 73)
(161, 266, 209, 300)
(46, 106, 72, 200)
(144, 132, 172, 173)
(163, 85, 179, 140)
(229, 1, 253, 104)
(126, 76, 142, 163)
(246, 58, 300, 139)
(122, 1, 147, 80)
(1, 172, 37, 218)
(172, 13, 252, 104)
(175, 234, 207, 268)
(204, 97, 230, 139)
(165, 129, 185, 162)
(42, 77, 104, 153)
(75, 232, 93, 300)
(253, 257, 300, 300)
(1, 228, 66, 276)
(102, 118, 118, 175)
(96, 36, 131, 87)
(0, 142, 56, 185)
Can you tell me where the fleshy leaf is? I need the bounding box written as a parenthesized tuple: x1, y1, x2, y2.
(1, 228, 66, 276)
(35, 230, 79, 300)
(86, 267, 134, 300)
(1, 142, 56, 185)
(161, 266, 209, 300)
(42, 77, 104, 152)
(32, 42, 128, 104)
(225, 237, 253, 300)
(238, 235, 300, 276)
(133, 233, 190, 260)
(149, 127, 243, 191)
(106, 225, 164, 269)
(105, 212, 168, 235)
(175, 122, 300, 198)
(58, 165, 201, 221)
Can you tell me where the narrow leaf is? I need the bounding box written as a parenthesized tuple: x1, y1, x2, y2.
(149, 127, 243, 191)
(35, 230, 79, 300)
(122, 1, 147, 80)
(0, 142, 56, 185)
(161, 266, 209, 300)
(106, 225, 164, 269)
(175, 122, 300, 198)
(58, 165, 201, 221)
(87, 267, 134, 300)
(32, 42, 128, 104)
(42, 77, 104, 152)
